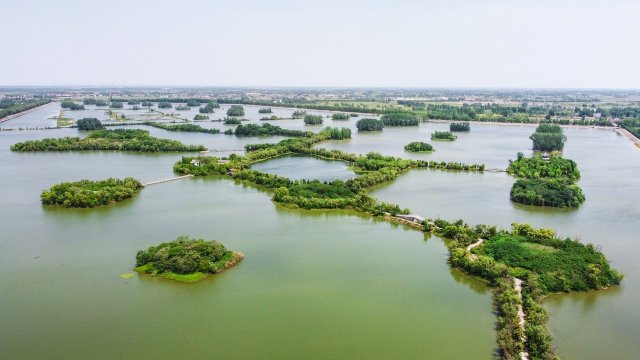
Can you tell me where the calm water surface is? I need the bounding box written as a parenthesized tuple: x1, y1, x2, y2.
(1, 106, 638, 359)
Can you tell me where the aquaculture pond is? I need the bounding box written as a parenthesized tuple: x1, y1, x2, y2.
(1, 106, 638, 359)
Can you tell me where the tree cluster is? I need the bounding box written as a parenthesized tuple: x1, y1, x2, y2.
(41, 177, 143, 208)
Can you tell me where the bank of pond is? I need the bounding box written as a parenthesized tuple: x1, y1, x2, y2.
(135, 236, 243, 283)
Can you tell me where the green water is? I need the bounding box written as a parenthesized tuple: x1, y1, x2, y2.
(1, 113, 639, 359)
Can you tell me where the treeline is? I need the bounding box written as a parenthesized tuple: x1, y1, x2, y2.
(228, 123, 312, 137)
(11, 129, 207, 153)
(530, 124, 566, 151)
(356, 118, 384, 131)
(41, 177, 143, 208)
(450, 122, 470, 132)
(143, 121, 220, 134)
(0, 99, 51, 119)
(381, 112, 420, 126)
(61, 101, 85, 110)
(621, 118, 640, 139)
(82, 98, 109, 106)
(216, 98, 384, 114)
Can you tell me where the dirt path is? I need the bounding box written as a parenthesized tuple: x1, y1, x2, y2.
(466, 238, 484, 260)
(513, 278, 530, 360)
(465, 239, 529, 360)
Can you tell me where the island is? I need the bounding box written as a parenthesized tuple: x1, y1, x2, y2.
(530, 124, 566, 151)
(432, 220, 623, 360)
(76, 118, 104, 130)
(303, 114, 323, 125)
(507, 153, 584, 207)
(134, 236, 244, 283)
(356, 118, 384, 131)
(510, 178, 585, 207)
(331, 113, 349, 120)
(404, 142, 434, 152)
(381, 112, 420, 126)
(11, 129, 207, 152)
(431, 131, 456, 141)
(450, 122, 470, 132)
(41, 177, 143, 208)
(143, 122, 220, 134)
(226, 105, 245, 116)
(258, 107, 272, 113)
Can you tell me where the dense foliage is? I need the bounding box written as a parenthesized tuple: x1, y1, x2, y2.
(83, 98, 109, 106)
(175, 105, 190, 111)
(143, 122, 220, 134)
(157, 102, 172, 109)
(510, 179, 585, 207)
(431, 131, 456, 141)
(381, 112, 420, 126)
(76, 118, 103, 131)
(331, 113, 349, 120)
(231, 123, 311, 137)
(303, 114, 324, 125)
(530, 124, 566, 151)
(356, 118, 384, 131)
(449, 122, 470, 132)
(223, 117, 242, 125)
(291, 110, 307, 119)
(199, 102, 219, 113)
(258, 107, 272, 113)
(135, 236, 242, 282)
(326, 127, 351, 140)
(226, 105, 245, 116)
(110, 101, 124, 109)
(11, 129, 207, 152)
(41, 177, 143, 208)
(430, 219, 622, 358)
(193, 114, 209, 120)
(507, 154, 580, 181)
(620, 118, 640, 139)
(404, 142, 433, 152)
(60, 101, 84, 110)
(0, 99, 50, 119)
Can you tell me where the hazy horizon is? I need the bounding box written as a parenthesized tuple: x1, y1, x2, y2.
(2, 0, 639, 89)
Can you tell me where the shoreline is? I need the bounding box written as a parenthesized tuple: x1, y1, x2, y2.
(0, 101, 53, 123)
(426, 118, 615, 131)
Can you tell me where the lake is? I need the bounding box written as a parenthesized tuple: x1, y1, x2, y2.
(1, 104, 638, 359)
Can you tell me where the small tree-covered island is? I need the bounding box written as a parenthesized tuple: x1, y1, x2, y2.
(135, 236, 244, 283)
(404, 141, 434, 152)
(431, 131, 457, 141)
(507, 153, 585, 207)
(41, 177, 143, 208)
(10, 129, 207, 152)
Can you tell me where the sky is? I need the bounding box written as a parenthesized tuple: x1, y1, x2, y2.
(1, 0, 639, 88)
